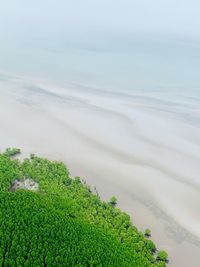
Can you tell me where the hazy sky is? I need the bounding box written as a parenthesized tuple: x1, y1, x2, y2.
(0, 0, 200, 43)
(0, 0, 199, 90)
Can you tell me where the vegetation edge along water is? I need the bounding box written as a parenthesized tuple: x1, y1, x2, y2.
(0, 148, 168, 267)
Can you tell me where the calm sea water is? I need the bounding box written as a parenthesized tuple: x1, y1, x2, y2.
(0, 37, 200, 93)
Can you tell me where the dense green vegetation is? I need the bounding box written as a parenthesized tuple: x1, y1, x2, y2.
(0, 148, 168, 266)
(157, 251, 168, 264)
(4, 148, 21, 157)
(145, 229, 151, 238)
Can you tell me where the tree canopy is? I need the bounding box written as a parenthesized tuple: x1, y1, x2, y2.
(0, 148, 168, 266)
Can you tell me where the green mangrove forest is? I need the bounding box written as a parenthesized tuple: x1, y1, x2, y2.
(0, 148, 168, 267)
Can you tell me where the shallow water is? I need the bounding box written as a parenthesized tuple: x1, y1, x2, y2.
(0, 73, 200, 266)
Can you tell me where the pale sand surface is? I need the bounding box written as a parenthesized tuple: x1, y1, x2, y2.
(0, 73, 200, 266)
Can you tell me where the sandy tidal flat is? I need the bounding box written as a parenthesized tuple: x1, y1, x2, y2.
(0, 73, 200, 266)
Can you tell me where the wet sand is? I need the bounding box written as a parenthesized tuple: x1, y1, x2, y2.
(0, 73, 200, 266)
